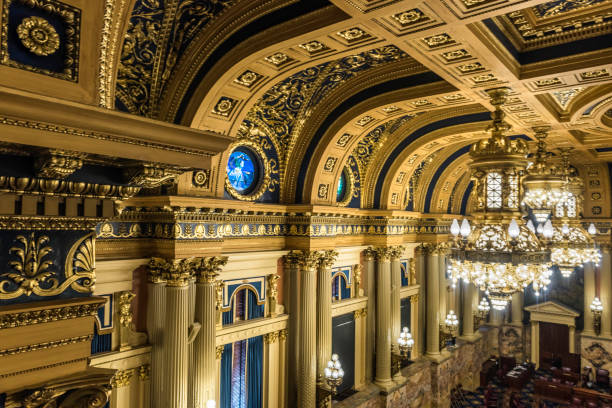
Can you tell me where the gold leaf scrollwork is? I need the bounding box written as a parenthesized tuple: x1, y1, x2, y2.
(17, 16, 60, 56)
(65, 233, 96, 293)
(1, 233, 55, 297)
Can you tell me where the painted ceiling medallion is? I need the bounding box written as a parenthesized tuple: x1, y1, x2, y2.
(17, 16, 60, 56)
(212, 97, 238, 117)
(441, 49, 471, 62)
(264, 52, 292, 67)
(234, 70, 262, 88)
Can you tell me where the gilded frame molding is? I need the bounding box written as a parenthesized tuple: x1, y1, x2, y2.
(224, 139, 272, 202)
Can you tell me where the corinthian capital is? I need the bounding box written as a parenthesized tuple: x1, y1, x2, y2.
(374, 246, 394, 261)
(193, 256, 228, 284)
(148, 257, 194, 287)
(285, 250, 320, 270)
(318, 249, 338, 269)
(389, 245, 405, 261)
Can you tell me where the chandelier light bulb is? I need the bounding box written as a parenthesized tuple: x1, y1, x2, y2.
(588, 223, 597, 235)
(561, 223, 570, 236)
(508, 219, 520, 239)
(543, 220, 554, 239)
(450, 219, 460, 236)
(527, 219, 536, 233)
(460, 219, 471, 237)
(537, 224, 543, 234)
(591, 297, 603, 312)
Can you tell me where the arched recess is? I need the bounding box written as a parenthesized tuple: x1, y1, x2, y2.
(296, 104, 483, 208)
(364, 108, 493, 209)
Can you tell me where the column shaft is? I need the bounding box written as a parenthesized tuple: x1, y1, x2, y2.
(462, 281, 474, 338)
(416, 249, 426, 357)
(511, 292, 523, 326)
(193, 281, 217, 407)
(584, 262, 596, 335)
(438, 253, 447, 319)
(297, 255, 318, 408)
(316, 256, 334, 384)
(165, 282, 190, 408)
(426, 251, 440, 357)
(364, 251, 376, 381)
(601, 247, 612, 337)
(374, 251, 393, 388)
(410, 295, 419, 360)
(390, 256, 402, 345)
(147, 279, 166, 408)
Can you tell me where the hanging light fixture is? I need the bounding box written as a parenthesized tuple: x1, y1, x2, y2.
(448, 87, 552, 310)
(541, 148, 601, 277)
(521, 126, 567, 223)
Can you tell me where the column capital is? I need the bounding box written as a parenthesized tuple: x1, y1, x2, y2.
(318, 249, 338, 269)
(364, 247, 376, 261)
(264, 331, 279, 344)
(278, 328, 288, 342)
(149, 257, 196, 286)
(389, 245, 405, 261)
(193, 256, 228, 284)
(372, 246, 399, 262)
(410, 294, 419, 304)
(286, 250, 320, 270)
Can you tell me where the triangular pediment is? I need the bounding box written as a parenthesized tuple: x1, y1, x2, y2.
(525, 301, 580, 317)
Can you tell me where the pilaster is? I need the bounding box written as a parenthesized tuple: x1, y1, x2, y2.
(373, 246, 393, 390)
(146, 261, 167, 408)
(316, 250, 338, 385)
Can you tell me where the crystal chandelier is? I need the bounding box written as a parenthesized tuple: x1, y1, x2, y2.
(542, 149, 601, 277)
(521, 126, 567, 223)
(448, 87, 552, 310)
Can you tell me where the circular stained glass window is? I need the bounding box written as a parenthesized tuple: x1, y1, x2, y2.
(337, 170, 347, 202)
(227, 147, 259, 194)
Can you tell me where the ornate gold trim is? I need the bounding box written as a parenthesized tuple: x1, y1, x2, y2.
(0, 334, 92, 357)
(0, 300, 102, 329)
(16, 16, 60, 56)
(337, 166, 355, 208)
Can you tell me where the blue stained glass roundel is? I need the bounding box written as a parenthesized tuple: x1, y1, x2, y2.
(227, 148, 258, 193)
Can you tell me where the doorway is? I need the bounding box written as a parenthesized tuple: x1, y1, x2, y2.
(539, 321, 569, 366)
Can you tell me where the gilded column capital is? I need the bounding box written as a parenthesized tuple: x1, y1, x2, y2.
(264, 331, 279, 344)
(410, 294, 419, 304)
(139, 364, 151, 381)
(279, 329, 288, 342)
(193, 256, 228, 284)
(364, 247, 376, 261)
(286, 250, 320, 271)
(149, 257, 195, 287)
(318, 249, 338, 269)
(354, 308, 367, 319)
(216, 345, 225, 359)
(389, 245, 405, 261)
(111, 368, 135, 388)
(374, 246, 394, 262)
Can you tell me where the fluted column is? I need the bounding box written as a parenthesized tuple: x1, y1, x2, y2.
(147, 260, 167, 408)
(316, 250, 338, 384)
(426, 247, 441, 357)
(415, 246, 426, 357)
(438, 249, 447, 324)
(410, 294, 420, 360)
(193, 257, 228, 408)
(374, 247, 393, 389)
(364, 248, 376, 381)
(461, 281, 475, 339)
(285, 254, 300, 407)
(601, 245, 612, 337)
(584, 261, 596, 335)
(390, 246, 404, 348)
(289, 251, 319, 408)
(164, 264, 191, 408)
(188, 277, 195, 408)
(511, 292, 523, 326)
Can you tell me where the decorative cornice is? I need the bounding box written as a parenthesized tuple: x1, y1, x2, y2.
(0, 334, 92, 357)
(0, 297, 104, 329)
(0, 176, 140, 199)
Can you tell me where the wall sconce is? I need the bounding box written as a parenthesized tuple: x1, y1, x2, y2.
(474, 297, 491, 328)
(392, 327, 414, 375)
(440, 310, 459, 350)
(317, 354, 344, 406)
(591, 297, 603, 336)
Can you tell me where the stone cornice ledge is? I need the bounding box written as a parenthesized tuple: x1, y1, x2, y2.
(216, 314, 288, 345)
(0, 87, 233, 168)
(331, 296, 367, 317)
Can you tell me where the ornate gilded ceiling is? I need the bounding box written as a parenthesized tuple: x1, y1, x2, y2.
(0, 0, 610, 216)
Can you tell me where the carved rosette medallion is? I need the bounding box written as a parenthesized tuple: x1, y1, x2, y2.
(17, 16, 60, 56)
